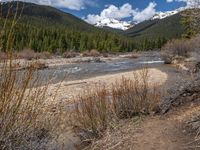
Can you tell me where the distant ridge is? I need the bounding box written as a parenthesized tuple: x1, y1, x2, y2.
(1, 1, 99, 32)
(125, 13, 184, 40)
(0, 1, 136, 52)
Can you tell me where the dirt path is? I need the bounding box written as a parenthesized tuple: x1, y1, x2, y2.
(130, 104, 199, 150)
(89, 103, 200, 150)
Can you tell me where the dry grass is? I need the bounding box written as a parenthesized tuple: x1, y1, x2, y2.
(72, 85, 112, 142)
(0, 55, 60, 149)
(17, 49, 52, 60)
(0, 3, 63, 149)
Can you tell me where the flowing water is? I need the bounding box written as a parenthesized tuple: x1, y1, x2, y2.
(36, 53, 165, 85)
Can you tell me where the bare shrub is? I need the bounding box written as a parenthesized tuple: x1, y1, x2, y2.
(90, 49, 100, 57)
(63, 51, 79, 58)
(18, 49, 36, 60)
(0, 59, 60, 149)
(162, 39, 193, 64)
(112, 69, 160, 118)
(72, 85, 111, 141)
(82, 50, 100, 57)
(162, 35, 200, 64)
(37, 51, 52, 59)
(17, 49, 53, 60)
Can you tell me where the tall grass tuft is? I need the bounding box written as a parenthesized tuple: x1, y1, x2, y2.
(0, 65, 49, 149)
(112, 68, 160, 118)
(72, 85, 111, 141)
(72, 68, 161, 142)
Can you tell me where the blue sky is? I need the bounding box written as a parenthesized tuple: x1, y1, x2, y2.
(58, 0, 191, 24)
(0, 0, 194, 23)
(62, 0, 186, 19)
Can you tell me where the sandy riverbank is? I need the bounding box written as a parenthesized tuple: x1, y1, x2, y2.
(45, 68, 168, 105)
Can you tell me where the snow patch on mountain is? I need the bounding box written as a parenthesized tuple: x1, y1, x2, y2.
(152, 10, 178, 20)
(95, 18, 134, 30)
(94, 7, 185, 30)
(94, 6, 199, 30)
(152, 7, 186, 20)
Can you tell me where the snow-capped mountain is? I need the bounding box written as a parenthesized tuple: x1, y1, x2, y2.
(94, 6, 195, 30)
(152, 7, 186, 20)
(152, 11, 179, 20)
(94, 8, 184, 30)
(95, 18, 134, 30)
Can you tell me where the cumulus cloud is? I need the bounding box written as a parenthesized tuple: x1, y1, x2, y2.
(85, 3, 135, 24)
(85, 2, 157, 24)
(133, 2, 157, 23)
(0, 0, 95, 10)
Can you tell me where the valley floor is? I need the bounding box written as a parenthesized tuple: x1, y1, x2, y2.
(46, 63, 199, 150)
(81, 66, 199, 150)
(15, 52, 198, 150)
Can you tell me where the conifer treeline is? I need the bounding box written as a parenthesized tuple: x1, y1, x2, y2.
(0, 19, 167, 53)
(0, 1, 170, 53)
(0, 21, 134, 52)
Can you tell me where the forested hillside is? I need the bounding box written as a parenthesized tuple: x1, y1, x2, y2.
(125, 13, 185, 50)
(0, 2, 135, 53)
(0, 1, 193, 53)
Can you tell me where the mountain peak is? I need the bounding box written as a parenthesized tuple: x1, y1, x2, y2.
(95, 18, 134, 30)
(151, 7, 186, 20)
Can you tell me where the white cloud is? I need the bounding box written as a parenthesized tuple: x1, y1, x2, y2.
(0, 0, 95, 10)
(85, 2, 157, 24)
(84, 3, 135, 24)
(133, 2, 157, 23)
